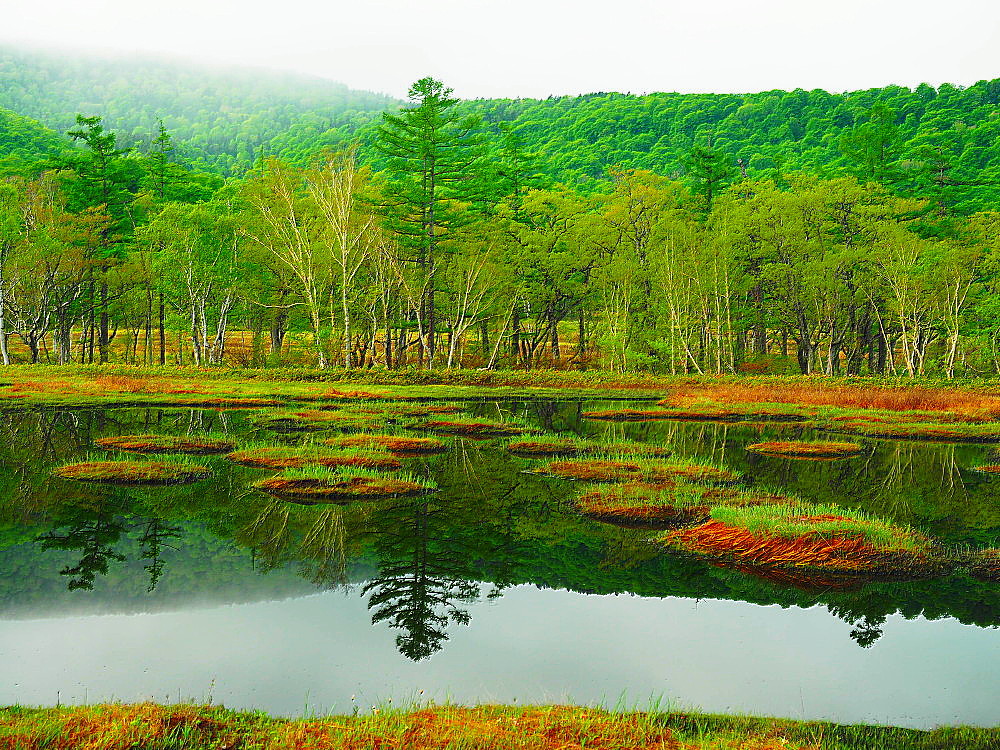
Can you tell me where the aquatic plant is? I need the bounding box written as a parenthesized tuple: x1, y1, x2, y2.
(574, 483, 724, 528)
(254, 465, 437, 503)
(323, 433, 448, 456)
(506, 434, 672, 458)
(227, 443, 402, 471)
(658, 503, 943, 575)
(52, 455, 212, 486)
(94, 434, 236, 455)
(536, 456, 739, 484)
(745, 441, 863, 459)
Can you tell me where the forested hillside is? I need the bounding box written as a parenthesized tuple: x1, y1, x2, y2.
(4, 46, 1000, 214)
(0, 47, 397, 174)
(3, 49, 1000, 378)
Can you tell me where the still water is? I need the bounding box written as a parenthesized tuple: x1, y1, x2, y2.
(0, 400, 996, 729)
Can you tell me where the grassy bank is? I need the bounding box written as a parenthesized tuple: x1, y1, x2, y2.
(0, 703, 996, 750)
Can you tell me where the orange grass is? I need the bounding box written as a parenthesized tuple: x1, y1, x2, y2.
(745, 441, 863, 459)
(94, 434, 236, 455)
(660, 383, 1000, 419)
(0, 702, 848, 750)
(660, 518, 933, 574)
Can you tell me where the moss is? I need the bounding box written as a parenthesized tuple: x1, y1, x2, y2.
(94, 434, 236, 455)
(745, 441, 863, 459)
(323, 434, 448, 456)
(52, 456, 211, 486)
(254, 466, 437, 503)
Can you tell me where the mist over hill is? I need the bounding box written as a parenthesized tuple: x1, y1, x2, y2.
(2, 44, 1000, 210)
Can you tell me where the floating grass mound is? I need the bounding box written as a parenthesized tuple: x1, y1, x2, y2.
(167, 396, 282, 409)
(658, 503, 944, 577)
(575, 484, 795, 529)
(506, 435, 671, 458)
(745, 441, 863, 460)
(323, 434, 447, 456)
(413, 418, 531, 438)
(254, 466, 436, 503)
(968, 549, 1000, 582)
(575, 483, 725, 529)
(971, 464, 1000, 474)
(227, 444, 402, 471)
(95, 434, 236, 455)
(53, 456, 211, 485)
(536, 457, 739, 485)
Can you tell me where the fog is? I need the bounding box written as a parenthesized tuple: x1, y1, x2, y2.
(2, 0, 999, 98)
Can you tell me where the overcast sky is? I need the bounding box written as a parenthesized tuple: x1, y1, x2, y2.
(2, 0, 999, 99)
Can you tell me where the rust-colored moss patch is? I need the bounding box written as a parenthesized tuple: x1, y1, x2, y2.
(745, 441, 863, 459)
(254, 472, 434, 503)
(53, 459, 211, 486)
(585, 407, 805, 423)
(323, 434, 448, 456)
(95, 434, 235, 455)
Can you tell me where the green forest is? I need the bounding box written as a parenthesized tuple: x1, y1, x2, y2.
(3, 46, 1000, 376)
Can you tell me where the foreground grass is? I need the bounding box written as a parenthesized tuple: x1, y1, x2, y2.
(0, 703, 996, 750)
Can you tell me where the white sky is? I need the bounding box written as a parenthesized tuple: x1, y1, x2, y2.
(2, 0, 1000, 99)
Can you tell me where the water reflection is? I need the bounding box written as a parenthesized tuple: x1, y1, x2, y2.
(0, 402, 994, 664)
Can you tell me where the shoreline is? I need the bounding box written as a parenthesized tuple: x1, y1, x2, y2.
(1, 702, 997, 749)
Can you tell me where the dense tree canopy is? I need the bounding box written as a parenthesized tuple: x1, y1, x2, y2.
(3, 49, 1000, 377)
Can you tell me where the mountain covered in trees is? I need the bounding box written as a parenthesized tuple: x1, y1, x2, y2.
(2, 47, 1000, 377)
(4, 46, 1000, 214)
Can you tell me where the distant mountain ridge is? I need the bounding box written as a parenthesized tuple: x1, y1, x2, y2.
(0, 45, 399, 174)
(2, 45, 1000, 211)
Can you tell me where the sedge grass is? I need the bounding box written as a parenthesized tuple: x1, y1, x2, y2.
(1, 702, 996, 750)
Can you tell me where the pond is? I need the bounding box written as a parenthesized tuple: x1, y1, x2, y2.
(0, 399, 996, 729)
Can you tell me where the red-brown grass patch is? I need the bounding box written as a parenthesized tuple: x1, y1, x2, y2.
(745, 441, 863, 459)
(53, 459, 211, 486)
(95, 434, 235, 455)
